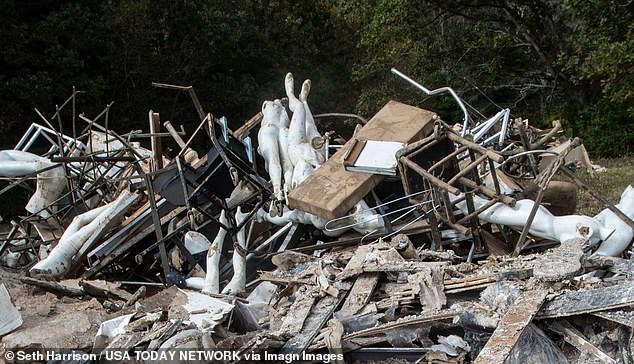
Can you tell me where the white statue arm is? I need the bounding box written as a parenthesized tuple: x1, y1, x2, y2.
(594, 185, 634, 256)
(0, 150, 66, 218)
(201, 210, 228, 294)
(451, 193, 614, 244)
(30, 190, 133, 277)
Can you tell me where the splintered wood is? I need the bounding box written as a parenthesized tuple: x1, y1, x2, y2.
(407, 268, 446, 311)
(549, 320, 617, 364)
(339, 273, 380, 316)
(538, 281, 634, 319)
(474, 289, 548, 363)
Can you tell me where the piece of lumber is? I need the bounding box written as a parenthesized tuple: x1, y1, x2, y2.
(343, 312, 457, 340)
(339, 273, 380, 316)
(278, 293, 346, 354)
(474, 289, 548, 364)
(234, 112, 263, 140)
(80, 280, 133, 301)
(538, 281, 634, 319)
(277, 286, 318, 337)
(592, 309, 634, 328)
(288, 101, 435, 220)
(549, 320, 616, 363)
(339, 244, 376, 279)
(363, 261, 448, 272)
(20, 277, 84, 297)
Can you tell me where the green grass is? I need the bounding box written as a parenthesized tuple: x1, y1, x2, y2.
(571, 157, 634, 216)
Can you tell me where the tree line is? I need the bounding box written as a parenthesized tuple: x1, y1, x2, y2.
(1, 0, 632, 156)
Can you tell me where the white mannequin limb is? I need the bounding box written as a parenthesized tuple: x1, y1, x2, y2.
(0, 150, 66, 218)
(594, 185, 634, 256)
(258, 100, 292, 201)
(300, 79, 327, 160)
(451, 193, 614, 245)
(255, 199, 385, 237)
(285, 73, 325, 188)
(201, 210, 228, 294)
(221, 206, 250, 295)
(31, 190, 133, 277)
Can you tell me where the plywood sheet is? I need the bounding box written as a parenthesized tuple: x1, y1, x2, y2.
(288, 101, 435, 220)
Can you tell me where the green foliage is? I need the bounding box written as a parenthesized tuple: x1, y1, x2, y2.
(0, 0, 633, 157)
(574, 99, 634, 157)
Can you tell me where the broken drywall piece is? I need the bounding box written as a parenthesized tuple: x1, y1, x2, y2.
(178, 289, 234, 330)
(430, 335, 471, 357)
(94, 313, 135, 351)
(0, 283, 22, 335)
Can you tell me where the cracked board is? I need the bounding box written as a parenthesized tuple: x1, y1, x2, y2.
(474, 289, 548, 364)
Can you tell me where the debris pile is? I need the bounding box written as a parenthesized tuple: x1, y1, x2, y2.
(1, 70, 633, 363)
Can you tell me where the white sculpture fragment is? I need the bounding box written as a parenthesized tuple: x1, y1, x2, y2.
(594, 185, 634, 256)
(257, 99, 294, 202)
(451, 193, 615, 245)
(255, 199, 384, 237)
(188, 73, 385, 296)
(285, 73, 325, 188)
(0, 150, 66, 218)
(200, 210, 227, 294)
(221, 206, 250, 295)
(31, 190, 135, 277)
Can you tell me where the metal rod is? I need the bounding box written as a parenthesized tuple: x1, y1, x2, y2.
(144, 173, 171, 285)
(513, 189, 544, 256)
(446, 132, 505, 163)
(448, 154, 489, 185)
(401, 157, 461, 195)
(391, 68, 469, 136)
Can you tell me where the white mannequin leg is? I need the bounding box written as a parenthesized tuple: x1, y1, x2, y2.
(221, 207, 250, 295)
(201, 210, 228, 294)
(451, 193, 614, 244)
(31, 191, 133, 277)
(0, 151, 66, 218)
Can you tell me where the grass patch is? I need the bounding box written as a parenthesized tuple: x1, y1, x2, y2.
(569, 156, 634, 216)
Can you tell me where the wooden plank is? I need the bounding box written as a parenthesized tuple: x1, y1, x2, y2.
(592, 309, 634, 328)
(343, 312, 457, 340)
(234, 112, 263, 140)
(278, 293, 345, 354)
(538, 281, 634, 319)
(277, 286, 318, 337)
(474, 289, 548, 364)
(363, 261, 448, 272)
(339, 273, 380, 316)
(288, 101, 435, 220)
(549, 320, 616, 363)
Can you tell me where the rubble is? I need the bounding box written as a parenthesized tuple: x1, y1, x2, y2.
(0, 70, 633, 363)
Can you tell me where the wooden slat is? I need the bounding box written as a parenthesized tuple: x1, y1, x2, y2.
(474, 289, 548, 364)
(339, 273, 380, 316)
(538, 281, 634, 319)
(288, 101, 435, 220)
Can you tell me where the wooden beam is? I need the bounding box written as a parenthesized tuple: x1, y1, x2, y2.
(474, 289, 548, 364)
(339, 273, 380, 316)
(549, 320, 616, 363)
(538, 281, 634, 319)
